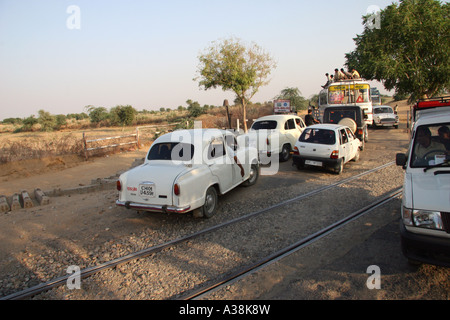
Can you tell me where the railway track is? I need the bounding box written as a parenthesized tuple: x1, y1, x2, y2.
(1, 161, 397, 300)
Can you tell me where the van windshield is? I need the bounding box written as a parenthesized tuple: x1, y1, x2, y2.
(410, 123, 450, 168)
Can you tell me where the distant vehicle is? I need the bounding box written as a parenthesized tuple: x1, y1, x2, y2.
(116, 129, 259, 218)
(370, 87, 382, 106)
(322, 106, 368, 151)
(250, 114, 306, 162)
(292, 123, 361, 174)
(318, 78, 374, 126)
(372, 105, 399, 129)
(396, 97, 450, 266)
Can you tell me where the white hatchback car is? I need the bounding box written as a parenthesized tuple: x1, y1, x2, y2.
(116, 129, 259, 218)
(292, 124, 361, 174)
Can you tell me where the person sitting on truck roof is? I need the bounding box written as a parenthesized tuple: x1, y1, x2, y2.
(413, 126, 446, 164)
(334, 68, 345, 81)
(351, 69, 360, 79)
(342, 68, 353, 79)
(322, 73, 332, 88)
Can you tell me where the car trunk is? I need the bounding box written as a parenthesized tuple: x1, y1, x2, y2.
(122, 162, 189, 206)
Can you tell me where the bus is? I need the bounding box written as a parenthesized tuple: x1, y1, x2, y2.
(318, 79, 373, 126)
(370, 87, 382, 106)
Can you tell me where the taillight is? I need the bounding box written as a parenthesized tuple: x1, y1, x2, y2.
(357, 129, 363, 136)
(174, 183, 180, 196)
(330, 150, 339, 159)
(293, 146, 300, 156)
(116, 180, 122, 191)
(266, 137, 270, 145)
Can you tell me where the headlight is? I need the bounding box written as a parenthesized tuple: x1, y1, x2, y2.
(403, 207, 444, 230)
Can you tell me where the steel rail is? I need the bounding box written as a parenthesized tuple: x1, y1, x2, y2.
(0, 161, 395, 300)
(181, 188, 403, 300)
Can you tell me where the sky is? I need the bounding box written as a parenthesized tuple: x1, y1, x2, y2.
(0, 0, 397, 120)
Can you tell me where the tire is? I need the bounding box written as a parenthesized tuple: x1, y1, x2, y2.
(335, 159, 344, 174)
(279, 144, 291, 162)
(242, 164, 259, 187)
(352, 149, 360, 162)
(201, 186, 218, 219)
(338, 118, 357, 133)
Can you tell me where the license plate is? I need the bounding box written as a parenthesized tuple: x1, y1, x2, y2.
(139, 184, 155, 197)
(305, 160, 323, 167)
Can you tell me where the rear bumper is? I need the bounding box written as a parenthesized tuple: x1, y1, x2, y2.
(116, 200, 191, 214)
(292, 155, 341, 169)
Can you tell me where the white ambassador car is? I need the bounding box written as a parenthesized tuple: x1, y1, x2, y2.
(373, 105, 399, 128)
(292, 124, 361, 174)
(250, 114, 306, 162)
(116, 129, 259, 218)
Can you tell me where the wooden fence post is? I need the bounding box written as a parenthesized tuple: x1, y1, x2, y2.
(82, 132, 88, 160)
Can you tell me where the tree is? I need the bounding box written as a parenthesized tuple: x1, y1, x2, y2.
(110, 105, 137, 127)
(345, 0, 450, 102)
(186, 99, 204, 118)
(274, 87, 308, 111)
(38, 109, 56, 132)
(195, 37, 277, 132)
(86, 106, 109, 124)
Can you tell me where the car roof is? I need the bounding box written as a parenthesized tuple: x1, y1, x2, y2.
(154, 129, 232, 144)
(305, 123, 346, 131)
(253, 114, 299, 122)
(415, 108, 450, 126)
(374, 105, 392, 109)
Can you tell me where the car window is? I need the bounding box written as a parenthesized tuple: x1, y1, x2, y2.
(295, 117, 305, 128)
(148, 142, 194, 161)
(299, 128, 336, 145)
(208, 138, 226, 160)
(225, 134, 238, 151)
(340, 129, 348, 144)
(327, 110, 357, 123)
(345, 128, 355, 140)
(284, 118, 296, 130)
(251, 120, 277, 130)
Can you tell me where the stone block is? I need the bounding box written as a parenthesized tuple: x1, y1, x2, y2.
(34, 188, 50, 205)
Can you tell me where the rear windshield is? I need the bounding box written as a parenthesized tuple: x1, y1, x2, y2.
(299, 128, 336, 145)
(251, 120, 277, 130)
(326, 110, 357, 123)
(148, 142, 194, 161)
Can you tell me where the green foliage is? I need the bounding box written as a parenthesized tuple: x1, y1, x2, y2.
(345, 0, 450, 102)
(38, 109, 57, 132)
(86, 106, 109, 123)
(274, 87, 308, 111)
(2, 118, 22, 125)
(195, 37, 276, 131)
(186, 99, 204, 118)
(110, 105, 137, 127)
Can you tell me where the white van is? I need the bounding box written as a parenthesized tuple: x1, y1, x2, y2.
(396, 100, 450, 266)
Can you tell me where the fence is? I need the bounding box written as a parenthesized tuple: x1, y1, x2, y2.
(82, 123, 182, 160)
(82, 130, 139, 160)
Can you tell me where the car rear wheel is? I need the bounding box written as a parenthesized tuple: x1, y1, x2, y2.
(335, 159, 344, 174)
(279, 144, 291, 162)
(202, 186, 218, 219)
(243, 164, 259, 187)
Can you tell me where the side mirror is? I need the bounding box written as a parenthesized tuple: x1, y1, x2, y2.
(396, 153, 407, 167)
